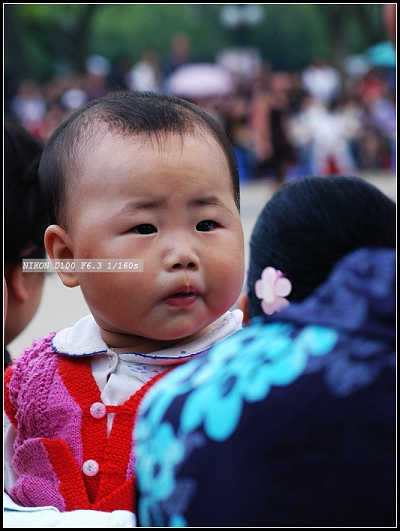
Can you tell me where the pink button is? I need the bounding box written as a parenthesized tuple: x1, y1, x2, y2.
(83, 459, 99, 476)
(90, 402, 106, 419)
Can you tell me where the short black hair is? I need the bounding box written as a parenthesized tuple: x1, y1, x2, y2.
(4, 115, 48, 263)
(39, 90, 240, 226)
(247, 175, 396, 319)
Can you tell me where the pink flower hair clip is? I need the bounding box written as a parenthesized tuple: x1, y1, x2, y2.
(254, 267, 292, 315)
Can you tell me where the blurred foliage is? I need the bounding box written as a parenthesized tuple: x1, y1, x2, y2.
(4, 3, 388, 88)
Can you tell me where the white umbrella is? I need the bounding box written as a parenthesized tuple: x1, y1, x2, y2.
(164, 63, 234, 98)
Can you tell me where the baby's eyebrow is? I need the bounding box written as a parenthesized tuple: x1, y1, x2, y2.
(190, 196, 225, 207)
(115, 200, 163, 217)
(190, 196, 235, 215)
(113, 196, 228, 219)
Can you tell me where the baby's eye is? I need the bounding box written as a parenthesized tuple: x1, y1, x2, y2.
(196, 220, 217, 232)
(131, 224, 157, 234)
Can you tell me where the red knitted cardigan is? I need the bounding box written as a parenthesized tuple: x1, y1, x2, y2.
(4, 346, 170, 512)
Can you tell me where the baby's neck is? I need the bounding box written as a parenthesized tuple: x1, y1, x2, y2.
(100, 324, 213, 354)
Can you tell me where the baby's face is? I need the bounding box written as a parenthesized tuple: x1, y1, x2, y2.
(65, 131, 244, 351)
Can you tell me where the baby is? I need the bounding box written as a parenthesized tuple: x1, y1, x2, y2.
(4, 91, 245, 514)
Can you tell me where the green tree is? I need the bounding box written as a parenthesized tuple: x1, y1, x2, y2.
(4, 4, 101, 82)
(314, 4, 387, 69)
(4, 4, 389, 90)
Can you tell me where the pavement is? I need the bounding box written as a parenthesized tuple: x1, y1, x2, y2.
(7, 170, 396, 360)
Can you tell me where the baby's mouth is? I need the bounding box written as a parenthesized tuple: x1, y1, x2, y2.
(163, 286, 199, 307)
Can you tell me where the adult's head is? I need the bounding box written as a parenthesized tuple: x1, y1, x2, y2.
(244, 174, 396, 321)
(5, 115, 47, 263)
(4, 115, 48, 348)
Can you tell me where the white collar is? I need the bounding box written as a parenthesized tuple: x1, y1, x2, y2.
(52, 310, 243, 364)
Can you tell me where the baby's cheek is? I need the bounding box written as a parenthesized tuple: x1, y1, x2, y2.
(225, 242, 245, 284)
(213, 259, 244, 303)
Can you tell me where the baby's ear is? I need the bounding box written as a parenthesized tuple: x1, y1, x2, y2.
(237, 292, 250, 325)
(44, 225, 80, 288)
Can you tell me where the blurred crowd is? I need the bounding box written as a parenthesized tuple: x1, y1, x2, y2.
(5, 32, 396, 185)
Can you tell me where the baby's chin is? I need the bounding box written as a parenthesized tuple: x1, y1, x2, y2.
(98, 326, 207, 354)
(96, 308, 219, 351)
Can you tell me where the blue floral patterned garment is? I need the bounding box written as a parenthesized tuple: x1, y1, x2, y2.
(135, 247, 396, 527)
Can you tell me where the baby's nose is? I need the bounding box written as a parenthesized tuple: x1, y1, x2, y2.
(164, 238, 200, 271)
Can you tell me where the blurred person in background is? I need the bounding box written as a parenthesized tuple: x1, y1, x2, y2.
(382, 3, 396, 44)
(162, 32, 193, 79)
(354, 65, 395, 173)
(301, 56, 341, 107)
(127, 49, 163, 93)
(109, 57, 132, 91)
(287, 91, 358, 176)
(248, 71, 296, 188)
(85, 53, 113, 101)
(9, 79, 47, 136)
